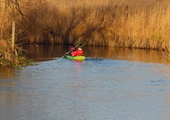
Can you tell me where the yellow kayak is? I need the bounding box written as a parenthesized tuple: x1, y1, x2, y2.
(65, 55, 85, 61)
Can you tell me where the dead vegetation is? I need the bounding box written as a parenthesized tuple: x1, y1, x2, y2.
(1, 0, 170, 51)
(0, 39, 32, 67)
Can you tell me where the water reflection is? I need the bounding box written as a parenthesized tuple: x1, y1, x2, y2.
(0, 68, 17, 89)
(22, 44, 169, 64)
(0, 68, 16, 79)
(22, 44, 67, 61)
(85, 47, 166, 63)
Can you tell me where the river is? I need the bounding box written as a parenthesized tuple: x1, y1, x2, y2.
(0, 44, 170, 120)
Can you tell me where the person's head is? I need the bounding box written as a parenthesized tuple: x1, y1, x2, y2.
(78, 47, 82, 50)
(71, 47, 75, 51)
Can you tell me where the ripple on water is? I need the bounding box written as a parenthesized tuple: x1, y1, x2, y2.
(0, 58, 170, 120)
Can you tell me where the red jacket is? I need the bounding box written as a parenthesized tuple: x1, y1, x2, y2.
(71, 49, 83, 56)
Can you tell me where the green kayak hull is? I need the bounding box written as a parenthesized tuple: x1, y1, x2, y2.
(65, 55, 85, 61)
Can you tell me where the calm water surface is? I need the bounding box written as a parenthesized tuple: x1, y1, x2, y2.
(0, 45, 170, 120)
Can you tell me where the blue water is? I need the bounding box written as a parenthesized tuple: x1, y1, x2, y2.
(0, 57, 170, 120)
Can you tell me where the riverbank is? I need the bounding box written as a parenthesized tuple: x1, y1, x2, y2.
(0, 40, 32, 67)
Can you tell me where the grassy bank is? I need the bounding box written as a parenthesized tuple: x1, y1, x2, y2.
(1, 0, 170, 51)
(0, 39, 32, 67)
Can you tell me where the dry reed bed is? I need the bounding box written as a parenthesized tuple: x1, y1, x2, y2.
(1, 0, 170, 51)
(0, 39, 30, 67)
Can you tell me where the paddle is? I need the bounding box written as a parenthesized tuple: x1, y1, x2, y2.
(60, 42, 84, 59)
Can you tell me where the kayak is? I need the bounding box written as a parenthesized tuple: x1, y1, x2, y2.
(65, 55, 85, 61)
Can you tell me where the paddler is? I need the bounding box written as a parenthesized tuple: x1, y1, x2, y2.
(70, 47, 83, 56)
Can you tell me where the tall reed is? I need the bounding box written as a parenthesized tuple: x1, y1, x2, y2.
(0, 1, 11, 40)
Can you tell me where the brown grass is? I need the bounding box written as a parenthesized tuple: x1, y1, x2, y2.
(1, 0, 170, 51)
(0, 39, 14, 59)
(0, 39, 32, 67)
